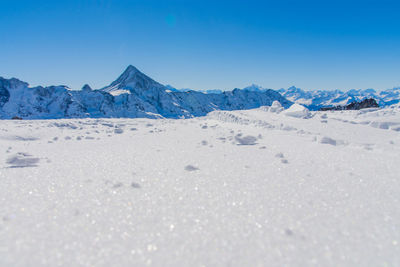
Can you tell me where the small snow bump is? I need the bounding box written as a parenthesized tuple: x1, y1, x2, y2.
(185, 165, 199, 172)
(113, 183, 124, 188)
(114, 128, 124, 134)
(285, 229, 294, 236)
(131, 182, 141, 189)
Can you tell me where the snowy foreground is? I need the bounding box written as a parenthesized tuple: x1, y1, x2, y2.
(1, 104, 400, 267)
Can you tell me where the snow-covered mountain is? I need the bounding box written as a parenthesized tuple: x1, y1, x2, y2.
(166, 85, 223, 94)
(242, 84, 270, 92)
(0, 66, 292, 119)
(278, 86, 400, 110)
(0, 77, 86, 119)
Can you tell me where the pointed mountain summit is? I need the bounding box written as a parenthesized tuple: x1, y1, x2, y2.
(100, 65, 186, 117)
(81, 84, 92, 91)
(102, 65, 166, 94)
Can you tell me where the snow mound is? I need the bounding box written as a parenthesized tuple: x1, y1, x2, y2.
(207, 111, 274, 128)
(282, 104, 311, 118)
(269, 101, 284, 113)
(259, 101, 284, 113)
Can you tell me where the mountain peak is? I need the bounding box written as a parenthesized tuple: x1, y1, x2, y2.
(82, 84, 92, 91)
(125, 65, 140, 74)
(116, 65, 141, 82)
(101, 65, 165, 93)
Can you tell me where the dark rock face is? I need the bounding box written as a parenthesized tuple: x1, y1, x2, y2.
(0, 86, 10, 107)
(346, 98, 379, 110)
(320, 98, 379, 111)
(0, 79, 11, 107)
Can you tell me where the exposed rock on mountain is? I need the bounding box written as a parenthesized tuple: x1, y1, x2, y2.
(320, 98, 379, 111)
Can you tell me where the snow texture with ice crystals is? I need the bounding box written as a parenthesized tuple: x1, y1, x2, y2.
(0, 104, 399, 266)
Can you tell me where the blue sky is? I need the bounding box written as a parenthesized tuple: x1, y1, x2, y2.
(1, 0, 400, 91)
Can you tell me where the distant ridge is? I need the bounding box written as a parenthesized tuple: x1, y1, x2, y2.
(0, 65, 291, 119)
(170, 83, 400, 110)
(278, 86, 400, 110)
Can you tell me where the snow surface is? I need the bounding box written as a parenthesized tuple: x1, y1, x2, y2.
(0, 105, 400, 266)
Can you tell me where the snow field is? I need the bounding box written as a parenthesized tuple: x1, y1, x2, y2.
(0, 105, 399, 266)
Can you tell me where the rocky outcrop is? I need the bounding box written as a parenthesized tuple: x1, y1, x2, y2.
(320, 98, 379, 111)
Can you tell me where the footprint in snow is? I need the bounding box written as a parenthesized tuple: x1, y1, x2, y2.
(275, 153, 289, 163)
(114, 128, 124, 134)
(319, 136, 340, 146)
(235, 135, 257, 146)
(6, 153, 40, 168)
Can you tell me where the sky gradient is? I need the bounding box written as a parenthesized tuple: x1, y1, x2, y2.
(1, 0, 400, 91)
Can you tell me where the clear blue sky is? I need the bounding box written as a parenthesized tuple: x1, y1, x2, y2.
(1, 0, 400, 91)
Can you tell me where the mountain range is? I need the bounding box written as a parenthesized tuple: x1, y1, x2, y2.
(0, 66, 291, 119)
(169, 84, 400, 111)
(277, 86, 400, 110)
(2, 65, 399, 119)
